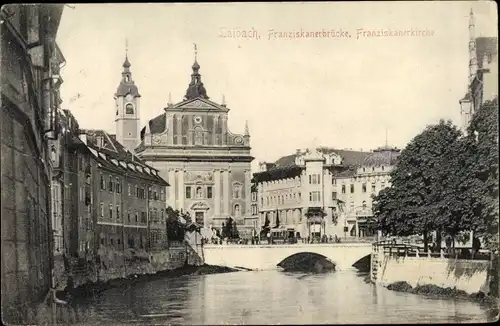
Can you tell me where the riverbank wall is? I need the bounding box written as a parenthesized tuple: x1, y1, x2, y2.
(376, 255, 492, 295)
(53, 241, 204, 292)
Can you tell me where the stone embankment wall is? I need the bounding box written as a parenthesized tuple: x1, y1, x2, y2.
(377, 255, 491, 294)
(53, 243, 193, 291)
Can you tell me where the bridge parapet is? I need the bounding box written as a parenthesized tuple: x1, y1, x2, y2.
(203, 243, 372, 271)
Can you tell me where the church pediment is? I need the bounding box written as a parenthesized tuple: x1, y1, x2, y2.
(171, 98, 229, 112)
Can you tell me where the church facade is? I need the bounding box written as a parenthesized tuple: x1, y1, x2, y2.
(127, 58, 254, 235)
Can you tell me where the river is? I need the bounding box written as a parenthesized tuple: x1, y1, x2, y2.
(68, 270, 498, 325)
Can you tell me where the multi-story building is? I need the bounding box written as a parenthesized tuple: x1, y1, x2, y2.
(459, 9, 498, 133)
(132, 54, 254, 237)
(1, 4, 64, 322)
(253, 146, 400, 240)
(80, 129, 169, 269)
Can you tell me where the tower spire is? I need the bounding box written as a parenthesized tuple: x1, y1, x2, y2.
(184, 44, 209, 100)
(221, 94, 226, 106)
(385, 126, 388, 147)
(468, 8, 478, 82)
(244, 120, 250, 136)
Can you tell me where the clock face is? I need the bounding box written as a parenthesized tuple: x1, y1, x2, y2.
(235, 137, 243, 144)
(194, 116, 202, 124)
(126, 94, 133, 101)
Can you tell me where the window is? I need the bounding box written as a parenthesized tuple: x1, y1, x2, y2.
(309, 174, 320, 184)
(117, 238, 121, 245)
(362, 167, 366, 172)
(100, 203, 104, 217)
(381, 166, 385, 171)
(160, 189, 165, 201)
(135, 186, 139, 197)
(341, 185, 346, 194)
(332, 178, 337, 185)
(362, 201, 367, 209)
(110, 238, 114, 246)
(371, 183, 376, 192)
(350, 184, 355, 193)
(381, 182, 386, 189)
(100, 175, 106, 190)
(350, 201, 354, 209)
(116, 205, 120, 219)
(207, 186, 213, 199)
(135, 212, 138, 222)
(141, 212, 146, 223)
(196, 186, 203, 198)
(362, 183, 367, 193)
(234, 204, 241, 218)
(309, 191, 321, 202)
(372, 167, 375, 172)
(116, 178, 121, 193)
(261, 198, 264, 206)
(109, 204, 113, 218)
(126, 103, 134, 114)
(251, 192, 257, 201)
(154, 190, 158, 200)
(128, 210, 131, 222)
(186, 186, 192, 199)
(148, 187, 152, 199)
(332, 192, 337, 200)
(128, 184, 131, 196)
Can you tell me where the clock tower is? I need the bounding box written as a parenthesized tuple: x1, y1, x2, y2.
(115, 50, 141, 152)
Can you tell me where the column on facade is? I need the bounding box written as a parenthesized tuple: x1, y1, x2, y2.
(168, 169, 176, 209)
(245, 170, 251, 217)
(177, 169, 185, 212)
(223, 169, 230, 215)
(212, 116, 218, 145)
(214, 169, 221, 217)
(167, 114, 174, 145)
(221, 116, 227, 145)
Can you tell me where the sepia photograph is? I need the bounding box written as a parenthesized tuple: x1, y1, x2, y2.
(0, 1, 498, 325)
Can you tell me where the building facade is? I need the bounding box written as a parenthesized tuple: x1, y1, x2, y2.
(80, 130, 169, 269)
(1, 4, 65, 322)
(253, 146, 400, 240)
(459, 10, 498, 133)
(134, 57, 254, 237)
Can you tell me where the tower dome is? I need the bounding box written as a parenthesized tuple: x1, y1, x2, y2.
(362, 146, 401, 167)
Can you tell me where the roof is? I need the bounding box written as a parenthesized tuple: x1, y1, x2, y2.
(476, 37, 498, 69)
(275, 147, 371, 167)
(115, 82, 140, 98)
(80, 129, 168, 185)
(254, 147, 372, 182)
(362, 146, 401, 167)
(142, 112, 166, 136)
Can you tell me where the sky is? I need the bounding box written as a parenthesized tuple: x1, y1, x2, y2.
(56, 1, 497, 172)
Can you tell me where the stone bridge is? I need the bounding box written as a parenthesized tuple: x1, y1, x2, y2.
(203, 243, 372, 271)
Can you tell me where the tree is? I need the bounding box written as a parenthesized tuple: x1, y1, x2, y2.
(166, 207, 186, 242)
(460, 98, 499, 250)
(222, 217, 234, 239)
(372, 120, 463, 251)
(231, 222, 240, 239)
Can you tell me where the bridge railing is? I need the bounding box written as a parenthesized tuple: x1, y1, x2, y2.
(372, 241, 491, 261)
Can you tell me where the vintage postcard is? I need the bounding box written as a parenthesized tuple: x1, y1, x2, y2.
(1, 1, 498, 325)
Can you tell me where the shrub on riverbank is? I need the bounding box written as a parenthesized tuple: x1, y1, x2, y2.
(384, 281, 496, 303)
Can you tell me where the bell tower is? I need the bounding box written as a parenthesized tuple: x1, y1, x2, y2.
(115, 41, 141, 152)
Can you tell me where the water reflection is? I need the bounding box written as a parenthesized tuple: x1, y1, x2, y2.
(70, 270, 496, 325)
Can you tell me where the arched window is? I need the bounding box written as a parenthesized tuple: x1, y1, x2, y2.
(362, 201, 367, 209)
(234, 204, 241, 218)
(196, 186, 203, 198)
(125, 103, 134, 114)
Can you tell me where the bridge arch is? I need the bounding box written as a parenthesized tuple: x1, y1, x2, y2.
(278, 252, 336, 272)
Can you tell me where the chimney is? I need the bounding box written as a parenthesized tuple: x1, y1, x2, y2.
(79, 133, 87, 145)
